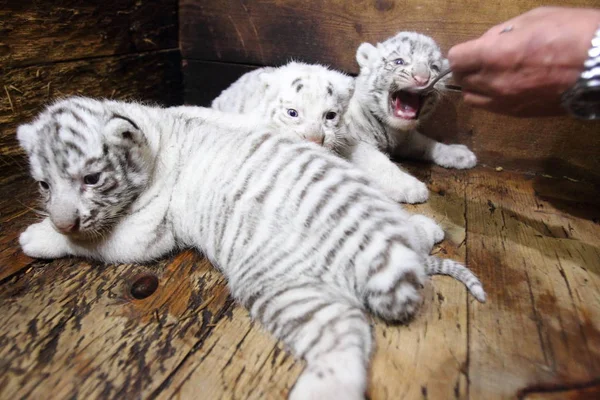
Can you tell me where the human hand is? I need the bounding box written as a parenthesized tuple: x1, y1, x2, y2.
(448, 7, 600, 117)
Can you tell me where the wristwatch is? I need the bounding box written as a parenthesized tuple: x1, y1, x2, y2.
(561, 25, 600, 120)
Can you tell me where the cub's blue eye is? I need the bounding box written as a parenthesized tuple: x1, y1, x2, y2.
(431, 65, 440, 73)
(394, 58, 405, 65)
(287, 109, 299, 117)
(39, 181, 50, 190)
(84, 173, 101, 185)
(325, 112, 337, 120)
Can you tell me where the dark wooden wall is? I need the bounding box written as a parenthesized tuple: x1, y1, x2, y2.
(180, 0, 600, 184)
(0, 0, 183, 166)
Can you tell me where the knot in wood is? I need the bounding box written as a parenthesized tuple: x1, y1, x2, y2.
(130, 274, 159, 300)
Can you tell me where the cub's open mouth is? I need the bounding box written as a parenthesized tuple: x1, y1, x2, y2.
(390, 91, 423, 120)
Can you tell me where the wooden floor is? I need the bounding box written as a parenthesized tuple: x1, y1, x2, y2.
(1, 160, 599, 400)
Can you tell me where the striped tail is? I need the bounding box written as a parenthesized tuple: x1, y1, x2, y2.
(425, 256, 486, 302)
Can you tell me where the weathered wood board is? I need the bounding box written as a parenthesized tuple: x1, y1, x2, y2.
(2, 164, 598, 399)
(0, 0, 178, 69)
(180, 0, 598, 74)
(466, 169, 600, 399)
(1, 0, 182, 165)
(369, 165, 470, 400)
(1, 50, 182, 161)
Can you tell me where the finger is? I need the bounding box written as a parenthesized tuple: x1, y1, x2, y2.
(451, 71, 497, 96)
(449, 14, 524, 73)
(447, 39, 485, 73)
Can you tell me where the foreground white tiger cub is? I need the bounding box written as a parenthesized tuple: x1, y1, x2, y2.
(347, 32, 477, 204)
(18, 97, 485, 400)
(212, 61, 354, 151)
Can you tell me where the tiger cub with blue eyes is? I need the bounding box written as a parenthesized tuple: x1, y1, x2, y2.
(18, 97, 485, 400)
(346, 32, 477, 204)
(211, 61, 355, 152)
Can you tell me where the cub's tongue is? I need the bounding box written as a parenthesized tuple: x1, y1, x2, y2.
(393, 91, 421, 119)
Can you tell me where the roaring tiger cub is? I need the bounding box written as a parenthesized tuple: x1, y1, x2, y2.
(18, 97, 485, 400)
(346, 32, 477, 204)
(212, 61, 355, 152)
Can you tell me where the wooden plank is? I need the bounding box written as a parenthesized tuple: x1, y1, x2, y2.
(0, 49, 183, 160)
(180, 0, 597, 73)
(154, 306, 303, 399)
(0, 250, 234, 399)
(0, 0, 178, 69)
(183, 59, 258, 106)
(452, 104, 600, 186)
(2, 162, 599, 398)
(0, 164, 40, 282)
(466, 167, 600, 399)
(521, 381, 600, 400)
(368, 165, 470, 399)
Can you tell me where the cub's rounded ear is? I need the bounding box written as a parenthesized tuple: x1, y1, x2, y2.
(17, 123, 37, 154)
(105, 116, 147, 147)
(339, 75, 356, 104)
(356, 43, 378, 69)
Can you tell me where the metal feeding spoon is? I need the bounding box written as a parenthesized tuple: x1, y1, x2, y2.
(405, 68, 454, 93)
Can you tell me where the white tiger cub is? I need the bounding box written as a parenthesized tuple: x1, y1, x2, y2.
(212, 61, 355, 152)
(347, 32, 477, 204)
(18, 97, 485, 400)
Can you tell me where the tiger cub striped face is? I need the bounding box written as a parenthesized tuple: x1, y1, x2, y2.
(17, 98, 153, 238)
(262, 62, 354, 150)
(356, 32, 448, 131)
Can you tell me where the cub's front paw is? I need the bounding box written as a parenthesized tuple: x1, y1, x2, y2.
(395, 180, 429, 204)
(434, 144, 477, 169)
(19, 220, 70, 259)
(409, 214, 444, 254)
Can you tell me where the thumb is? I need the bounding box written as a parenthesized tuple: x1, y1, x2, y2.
(448, 38, 484, 73)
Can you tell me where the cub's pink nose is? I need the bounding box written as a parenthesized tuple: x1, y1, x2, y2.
(55, 217, 80, 234)
(413, 75, 430, 86)
(306, 135, 325, 146)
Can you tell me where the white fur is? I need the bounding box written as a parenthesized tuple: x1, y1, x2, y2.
(18, 97, 485, 400)
(345, 32, 477, 204)
(212, 61, 355, 152)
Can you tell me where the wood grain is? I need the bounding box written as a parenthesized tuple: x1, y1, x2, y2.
(0, 0, 178, 69)
(1, 165, 599, 398)
(180, 0, 597, 72)
(369, 165, 470, 399)
(521, 381, 600, 400)
(0, 50, 183, 161)
(0, 165, 39, 282)
(466, 168, 600, 399)
(0, 249, 235, 399)
(155, 307, 302, 399)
